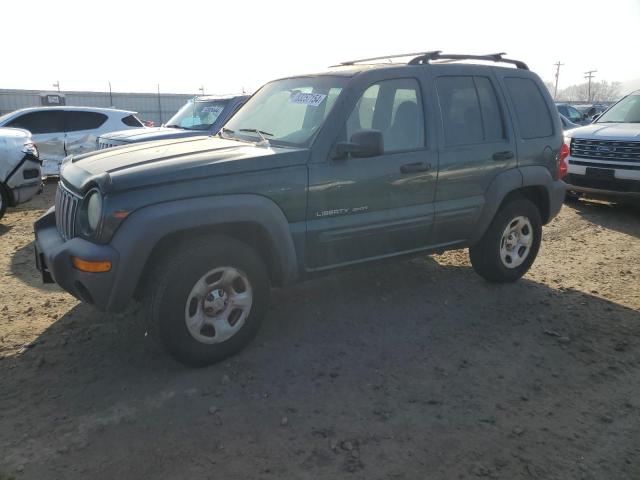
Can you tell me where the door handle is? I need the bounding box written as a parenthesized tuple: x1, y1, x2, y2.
(492, 151, 514, 161)
(400, 161, 431, 173)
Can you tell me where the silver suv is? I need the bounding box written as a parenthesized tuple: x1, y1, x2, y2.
(565, 90, 640, 201)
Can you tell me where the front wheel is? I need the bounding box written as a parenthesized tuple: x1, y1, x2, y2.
(469, 198, 542, 283)
(144, 235, 270, 366)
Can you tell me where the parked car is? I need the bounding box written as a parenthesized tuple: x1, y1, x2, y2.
(96, 95, 249, 150)
(559, 113, 580, 131)
(564, 90, 640, 201)
(0, 128, 41, 220)
(0, 107, 144, 176)
(34, 51, 566, 366)
(555, 102, 590, 125)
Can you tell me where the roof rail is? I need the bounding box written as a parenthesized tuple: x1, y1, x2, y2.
(332, 51, 529, 70)
(408, 51, 529, 70)
(332, 51, 442, 67)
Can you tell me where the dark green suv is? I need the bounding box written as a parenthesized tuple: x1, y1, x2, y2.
(34, 52, 567, 366)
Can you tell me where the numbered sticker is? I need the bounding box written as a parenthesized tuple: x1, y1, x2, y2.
(201, 105, 224, 115)
(290, 92, 327, 107)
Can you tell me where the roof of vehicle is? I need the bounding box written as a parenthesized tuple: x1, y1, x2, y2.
(3, 106, 137, 116)
(274, 51, 532, 81)
(193, 94, 249, 102)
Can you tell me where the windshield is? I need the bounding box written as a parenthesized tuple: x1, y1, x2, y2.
(166, 99, 229, 130)
(223, 76, 346, 146)
(597, 94, 640, 123)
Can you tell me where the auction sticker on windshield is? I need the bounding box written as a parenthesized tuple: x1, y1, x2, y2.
(202, 105, 224, 116)
(291, 92, 326, 107)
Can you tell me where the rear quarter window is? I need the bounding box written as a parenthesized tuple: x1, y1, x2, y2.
(121, 114, 143, 127)
(505, 77, 553, 139)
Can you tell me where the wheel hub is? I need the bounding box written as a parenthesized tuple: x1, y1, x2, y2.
(203, 288, 228, 316)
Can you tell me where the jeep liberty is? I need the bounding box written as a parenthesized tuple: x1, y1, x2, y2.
(34, 52, 567, 366)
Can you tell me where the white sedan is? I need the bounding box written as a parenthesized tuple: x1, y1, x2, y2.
(0, 106, 145, 176)
(0, 127, 41, 220)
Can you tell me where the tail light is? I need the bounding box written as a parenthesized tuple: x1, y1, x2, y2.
(557, 141, 570, 180)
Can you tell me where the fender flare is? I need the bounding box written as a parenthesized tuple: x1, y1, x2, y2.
(106, 194, 298, 311)
(469, 166, 561, 245)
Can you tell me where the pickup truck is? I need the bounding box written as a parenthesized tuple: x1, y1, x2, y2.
(34, 51, 566, 366)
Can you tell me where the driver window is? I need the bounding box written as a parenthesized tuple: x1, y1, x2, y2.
(345, 78, 425, 153)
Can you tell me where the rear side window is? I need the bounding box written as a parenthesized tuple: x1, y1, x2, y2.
(64, 111, 108, 131)
(121, 114, 143, 127)
(6, 110, 65, 134)
(436, 76, 504, 146)
(505, 77, 553, 139)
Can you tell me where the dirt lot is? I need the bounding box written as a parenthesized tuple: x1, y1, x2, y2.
(1, 180, 639, 480)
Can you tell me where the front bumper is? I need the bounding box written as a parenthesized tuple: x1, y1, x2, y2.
(566, 173, 640, 200)
(34, 208, 120, 310)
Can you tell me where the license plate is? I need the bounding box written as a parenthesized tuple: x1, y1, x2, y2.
(586, 167, 615, 181)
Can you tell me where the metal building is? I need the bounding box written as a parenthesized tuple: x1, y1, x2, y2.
(0, 88, 195, 126)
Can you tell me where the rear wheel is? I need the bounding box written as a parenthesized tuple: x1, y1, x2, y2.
(469, 197, 542, 283)
(144, 235, 270, 366)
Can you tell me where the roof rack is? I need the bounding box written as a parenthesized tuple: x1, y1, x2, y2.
(333, 51, 529, 70)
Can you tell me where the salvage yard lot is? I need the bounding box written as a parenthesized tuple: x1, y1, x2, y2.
(1, 181, 639, 479)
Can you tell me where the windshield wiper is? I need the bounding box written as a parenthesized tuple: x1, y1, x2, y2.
(238, 128, 273, 147)
(165, 124, 184, 129)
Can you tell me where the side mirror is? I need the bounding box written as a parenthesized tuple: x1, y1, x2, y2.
(334, 129, 384, 159)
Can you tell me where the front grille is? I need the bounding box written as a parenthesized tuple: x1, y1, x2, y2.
(571, 138, 640, 165)
(54, 182, 81, 240)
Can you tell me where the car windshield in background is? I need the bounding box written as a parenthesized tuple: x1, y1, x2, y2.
(165, 100, 229, 130)
(223, 76, 346, 147)
(597, 94, 640, 123)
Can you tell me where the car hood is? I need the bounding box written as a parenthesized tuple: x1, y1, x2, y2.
(100, 127, 207, 142)
(566, 123, 640, 141)
(61, 136, 308, 193)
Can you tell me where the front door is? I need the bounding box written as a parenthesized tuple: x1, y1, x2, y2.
(306, 76, 438, 269)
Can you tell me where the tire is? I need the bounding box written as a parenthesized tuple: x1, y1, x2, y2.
(0, 183, 9, 221)
(144, 235, 270, 366)
(565, 190, 581, 203)
(469, 197, 542, 283)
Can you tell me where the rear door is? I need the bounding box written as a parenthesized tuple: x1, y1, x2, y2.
(497, 73, 559, 174)
(62, 110, 109, 156)
(5, 110, 66, 175)
(432, 66, 516, 245)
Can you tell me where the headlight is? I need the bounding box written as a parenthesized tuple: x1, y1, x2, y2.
(22, 142, 39, 158)
(80, 190, 103, 235)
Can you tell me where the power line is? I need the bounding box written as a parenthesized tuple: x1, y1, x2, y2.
(553, 61, 564, 100)
(584, 70, 597, 102)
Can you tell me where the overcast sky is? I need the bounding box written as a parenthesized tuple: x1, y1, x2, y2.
(3, 0, 639, 95)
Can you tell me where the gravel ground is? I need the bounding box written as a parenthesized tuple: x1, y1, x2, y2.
(1, 180, 639, 480)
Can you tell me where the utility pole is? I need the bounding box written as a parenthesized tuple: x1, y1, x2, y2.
(53, 81, 60, 93)
(199, 85, 205, 96)
(553, 61, 564, 100)
(108, 81, 113, 107)
(584, 70, 597, 102)
(157, 84, 163, 125)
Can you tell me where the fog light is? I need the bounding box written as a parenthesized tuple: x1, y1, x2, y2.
(72, 257, 111, 273)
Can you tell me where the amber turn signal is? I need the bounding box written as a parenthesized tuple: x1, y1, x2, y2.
(71, 257, 112, 273)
